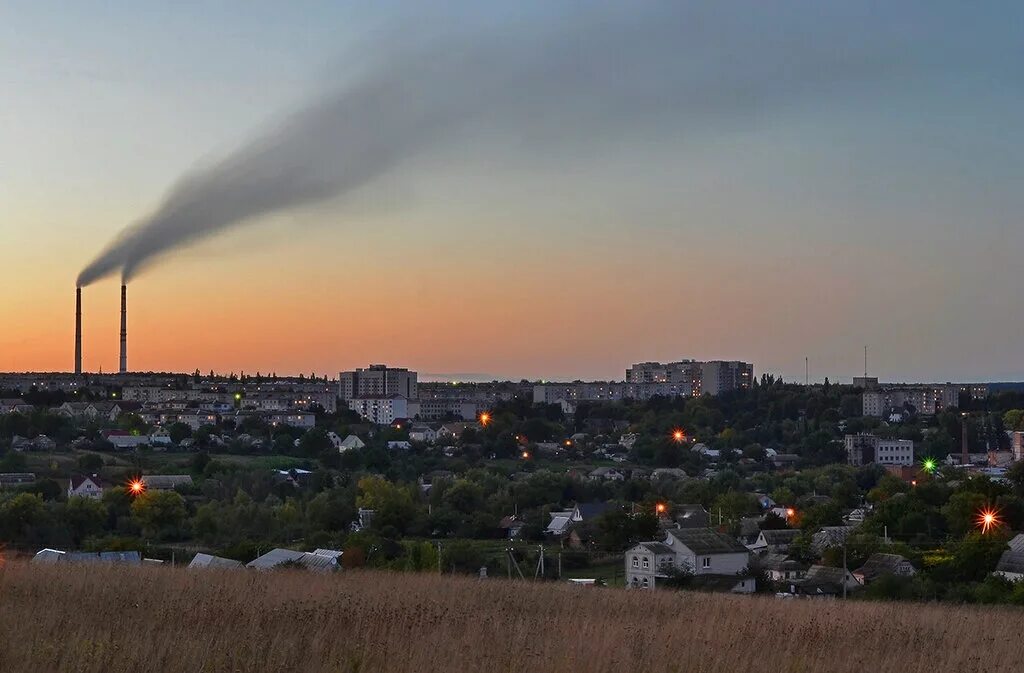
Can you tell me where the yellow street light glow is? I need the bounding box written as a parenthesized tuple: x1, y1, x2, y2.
(479, 412, 491, 426)
(672, 429, 685, 442)
(655, 503, 667, 514)
(128, 479, 145, 496)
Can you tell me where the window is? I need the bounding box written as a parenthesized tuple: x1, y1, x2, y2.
(702, 557, 711, 569)
(642, 559, 650, 569)
(631, 556, 639, 568)
(641, 578, 649, 588)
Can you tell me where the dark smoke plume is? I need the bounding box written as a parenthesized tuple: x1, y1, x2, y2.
(77, 2, 948, 286)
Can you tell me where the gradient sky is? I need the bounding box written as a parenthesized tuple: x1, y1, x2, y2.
(3, 1, 1024, 382)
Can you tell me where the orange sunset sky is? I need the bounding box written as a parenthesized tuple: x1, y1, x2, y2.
(3, 2, 1024, 382)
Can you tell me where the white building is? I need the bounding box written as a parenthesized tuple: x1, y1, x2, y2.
(845, 433, 914, 467)
(68, 475, 106, 500)
(625, 527, 753, 592)
(348, 396, 412, 425)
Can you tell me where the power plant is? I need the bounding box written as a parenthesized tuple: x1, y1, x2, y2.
(120, 284, 127, 374)
(74, 287, 82, 375)
(73, 284, 128, 375)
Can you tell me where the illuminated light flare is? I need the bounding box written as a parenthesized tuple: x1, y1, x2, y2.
(672, 430, 685, 442)
(978, 508, 1002, 534)
(128, 479, 145, 496)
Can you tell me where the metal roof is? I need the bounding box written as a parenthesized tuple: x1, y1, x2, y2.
(188, 553, 243, 569)
(996, 550, 1024, 575)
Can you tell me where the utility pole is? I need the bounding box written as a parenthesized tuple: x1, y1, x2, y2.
(437, 541, 442, 574)
(864, 346, 868, 377)
(842, 543, 848, 600)
(805, 357, 809, 386)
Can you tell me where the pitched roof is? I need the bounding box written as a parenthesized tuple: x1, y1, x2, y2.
(141, 475, 193, 489)
(188, 553, 243, 569)
(996, 550, 1024, 575)
(246, 548, 339, 571)
(69, 474, 106, 490)
(757, 553, 807, 572)
(758, 529, 800, 544)
(668, 527, 749, 555)
(853, 553, 914, 581)
(640, 542, 675, 555)
(1007, 533, 1024, 553)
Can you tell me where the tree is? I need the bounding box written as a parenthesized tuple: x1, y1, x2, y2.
(356, 476, 416, 534)
(168, 422, 192, 444)
(131, 490, 187, 537)
(63, 496, 107, 544)
(941, 491, 989, 538)
(77, 453, 104, 472)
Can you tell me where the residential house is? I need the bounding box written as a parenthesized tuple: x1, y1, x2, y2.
(673, 504, 710, 529)
(618, 433, 639, 449)
(852, 553, 916, 584)
(546, 511, 577, 537)
(811, 526, 856, 554)
(0, 473, 36, 489)
(102, 430, 148, 450)
(748, 529, 801, 555)
(770, 454, 800, 469)
(993, 550, 1024, 582)
(339, 435, 366, 452)
(408, 424, 437, 444)
(626, 527, 753, 592)
(498, 515, 525, 540)
(757, 553, 808, 583)
(437, 422, 477, 441)
(387, 440, 412, 451)
(148, 427, 172, 446)
(0, 399, 25, 414)
(790, 565, 861, 597)
(650, 467, 687, 480)
(588, 467, 625, 482)
(1008, 533, 1024, 553)
(68, 474, 106, 500)
(33, 435, 56, 451)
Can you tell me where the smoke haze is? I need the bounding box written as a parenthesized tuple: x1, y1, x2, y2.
(76, 2, 965, 287)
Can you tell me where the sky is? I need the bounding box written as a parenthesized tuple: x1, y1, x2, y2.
(2, 1, 1024, 383)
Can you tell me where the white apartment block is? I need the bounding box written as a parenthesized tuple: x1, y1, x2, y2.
(348, 396, 412, 425)
(845, 433, 914, 466)
(339, 365, 417, 401)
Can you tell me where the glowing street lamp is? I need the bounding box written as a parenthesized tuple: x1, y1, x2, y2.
(521, 451, 531, 460)
(786, 508, 796, 519)
(479, 412, 491, 427)
(978, 508, 1001, 534)
(921, 458, 937, 474)
(672, 430, 685, 443)
(128, 479, 145, 496)
(655, 502, 667, 515)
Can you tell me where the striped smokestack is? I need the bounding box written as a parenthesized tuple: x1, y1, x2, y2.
(119, 284, 127, 374)
(75, 287, 82, 375)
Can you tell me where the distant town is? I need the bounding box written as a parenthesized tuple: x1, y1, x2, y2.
(2, 359, 1024, 602)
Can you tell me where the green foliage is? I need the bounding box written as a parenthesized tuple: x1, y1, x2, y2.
(131, 490, 187, 538)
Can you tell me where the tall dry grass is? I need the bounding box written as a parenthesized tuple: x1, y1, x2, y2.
(0, 562, 1018, 673)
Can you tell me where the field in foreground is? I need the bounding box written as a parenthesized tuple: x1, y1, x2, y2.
(0, 563, 1019, 673)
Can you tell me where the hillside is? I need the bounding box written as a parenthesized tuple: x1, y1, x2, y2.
(0, 563, 1017, 673)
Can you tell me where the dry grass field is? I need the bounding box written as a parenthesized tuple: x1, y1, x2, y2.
(0, 562, 1019, 673)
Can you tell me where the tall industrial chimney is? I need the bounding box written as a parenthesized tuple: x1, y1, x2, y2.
(119, 284, 127, 374)
(74, 287, 82, 375)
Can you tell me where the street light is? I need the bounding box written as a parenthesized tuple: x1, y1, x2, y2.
(655, 502, 667, 515)
(672, 429, 685, 443)
(978, 508, 1001, 534)
(128, 479, 145, 496)
(479, 412, 491, 427)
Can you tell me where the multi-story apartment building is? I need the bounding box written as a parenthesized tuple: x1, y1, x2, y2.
(845, 433, 914, 467)
(862, 383, 987, 418)
(339, 365, 417, 401)
(536, 359, 752, 406)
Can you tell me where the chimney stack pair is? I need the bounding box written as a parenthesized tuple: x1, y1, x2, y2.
(73, 284, 127, 374)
